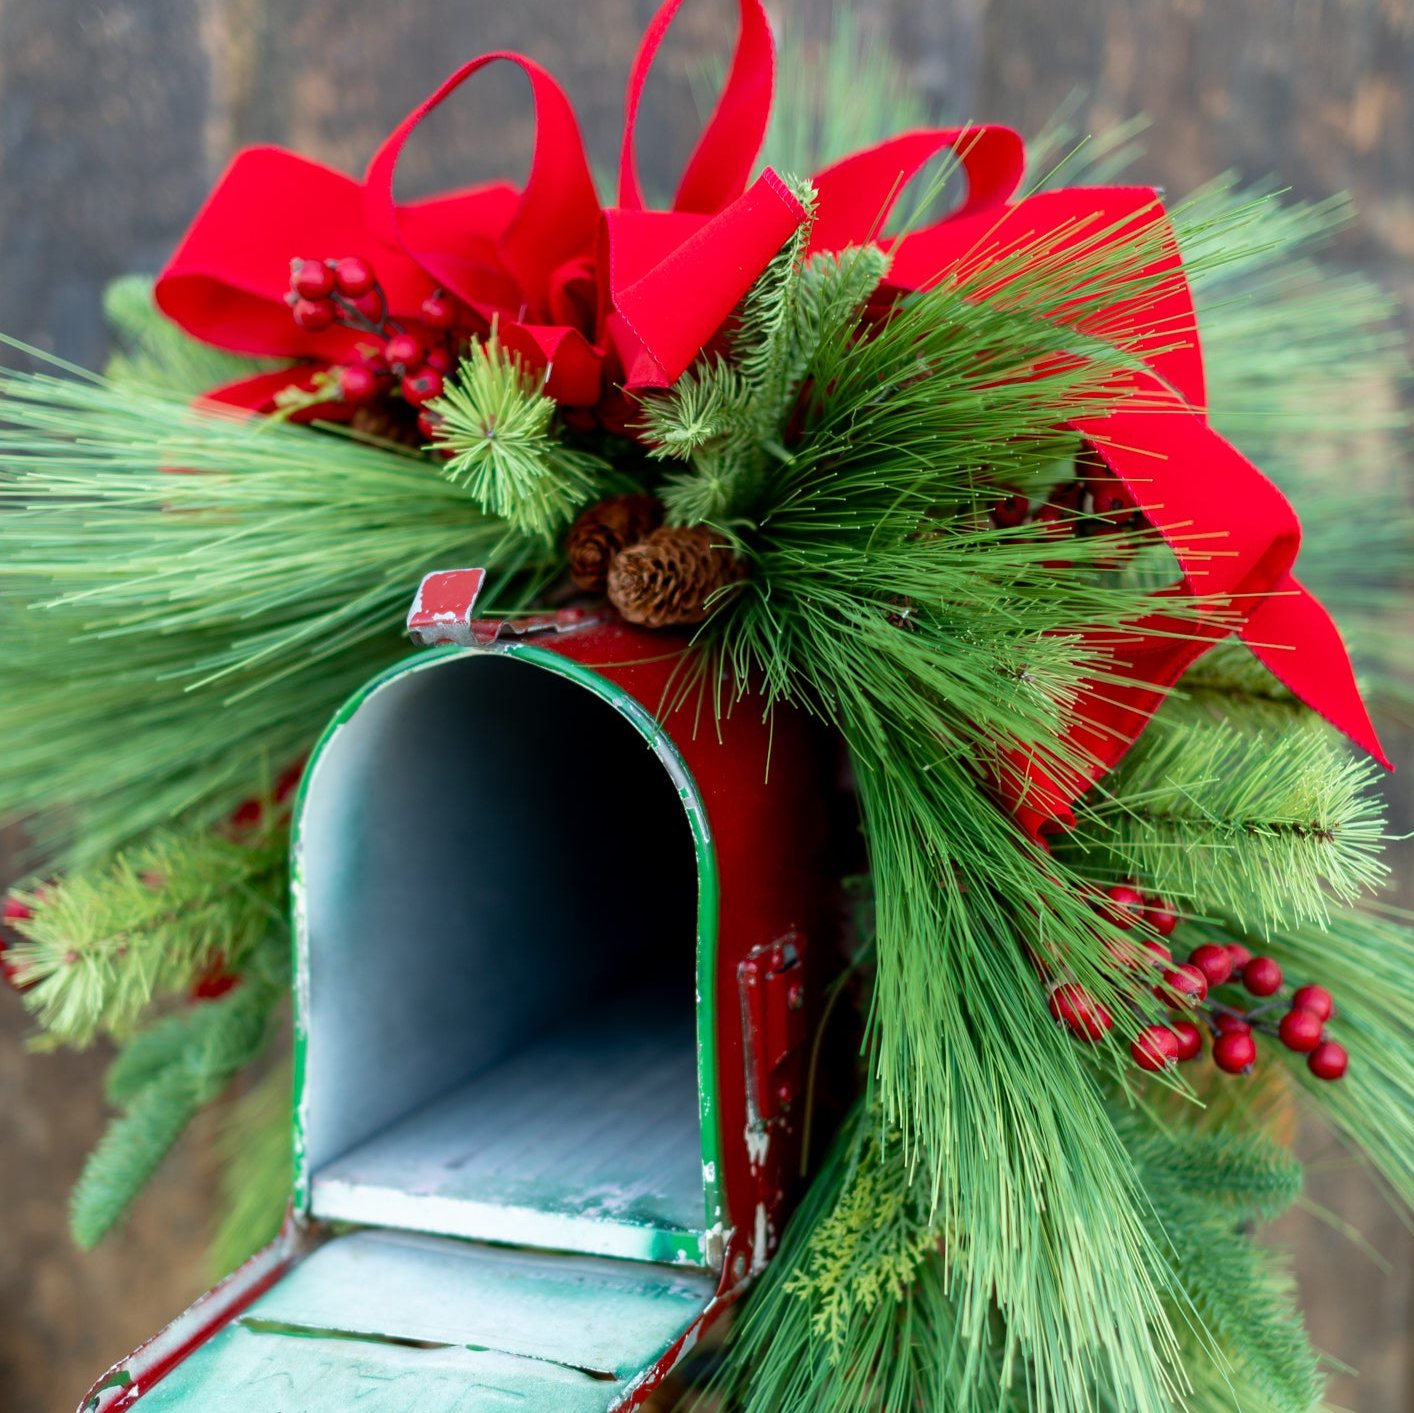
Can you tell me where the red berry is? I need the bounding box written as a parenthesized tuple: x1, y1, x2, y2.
(190, 958, 240, 1001)
(384, 333, 424, 370)
(420, 293, 458, 330)
(1142, 896, 1179, 938)
(424, 345, 454, 374)
(1242, 956, 1283, 997)
(292, 297, 336, 332)
(1291, 984, 1334, 1021)
(3, 896, 33, 924)
(291, 258, 335, 299)
(1155, 963, 1208, 1008)
(401, 369, 445, 406)
(337, 363, 382, 405)
(1048, 982, 1114, 1042)
(416, 411, 443, 441)
(1187, 943, 1234, 988)
(1100, 883, 1146, 930)
(1226, 942, 1253, 970)
(333, 256, 376, 298)
(1213, 1029, 1258, 1074)
(1171, 1020, 1203, 1062)
(1213, 1012, 1252, 1035)
(1308, 1040, 1348, 1082)
(1091, 484, 1134, 519)
(990, 494, 1029, 528)
(1278, 1008, 1324, 1054)
(1131, 1024, 1181, 1072)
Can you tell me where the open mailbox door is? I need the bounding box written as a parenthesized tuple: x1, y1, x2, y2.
(80, 577, 831, 1413)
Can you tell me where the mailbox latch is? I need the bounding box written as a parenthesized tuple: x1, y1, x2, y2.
(739, 933, 808, 1127)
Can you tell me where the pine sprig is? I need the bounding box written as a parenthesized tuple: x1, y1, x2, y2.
(70, 941, 285, 1250)
(1063, 718, 1388, 929)
(429, 334, 607, 538)
(10, 821, 287, 1046)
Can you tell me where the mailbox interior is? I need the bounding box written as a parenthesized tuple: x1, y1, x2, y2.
(294, 648, 719, 1267)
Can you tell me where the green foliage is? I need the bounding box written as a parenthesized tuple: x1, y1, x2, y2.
(102, 276, 272, 396)
(709, 1102, 1320, 1412)
(0, 352, 542, 859)
(1124, 1115, 1322, 1412)
(644, 184, 892, 527)
(211, 1061, 293, 1277)
(70, 938, 286, 1250)
(9, 818, 286, 1046)
(1062, 713, 1388, 930)
(429, 334, 608, 538)
(756, 10, 931, 179)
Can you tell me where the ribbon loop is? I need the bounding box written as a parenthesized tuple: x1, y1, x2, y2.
(809, 126, 1026, 255)
(618, 0, 775, 214)
(364, 52, 600, 318)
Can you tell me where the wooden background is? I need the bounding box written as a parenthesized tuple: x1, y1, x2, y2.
(0, 1, 1410, 1409)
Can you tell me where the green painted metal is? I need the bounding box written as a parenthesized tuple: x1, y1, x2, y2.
(137, 1227, 716, 1411)
(288, 639, 725, 1259)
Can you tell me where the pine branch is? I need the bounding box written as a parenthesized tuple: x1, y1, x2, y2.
(9, 820, 287, 1046)
(429, 334, 607, 538)
(71, 953, 283, 1249)
(0, 357, 544, 859)
(1062, 718, 1388, 929)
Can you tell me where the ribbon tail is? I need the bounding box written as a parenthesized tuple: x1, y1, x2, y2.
(1243, 574, 1391, 768)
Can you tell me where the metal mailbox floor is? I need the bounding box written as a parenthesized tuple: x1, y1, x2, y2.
(311, 1006, 706, 1263)
(137, 1228, 718, 1412)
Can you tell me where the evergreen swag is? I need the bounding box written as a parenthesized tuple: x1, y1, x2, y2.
(0, 12, 1410, 1413)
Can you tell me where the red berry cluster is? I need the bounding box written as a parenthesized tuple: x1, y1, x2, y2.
(286, 256, 473, 437)
(989, 461, 1146, 545)
(1046, 882, 1349, 1083)
(0, 895, 35, 990)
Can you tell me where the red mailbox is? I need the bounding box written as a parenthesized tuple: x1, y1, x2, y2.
(79, 570, 834, 1413)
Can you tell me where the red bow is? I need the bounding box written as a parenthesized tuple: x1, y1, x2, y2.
(154, 0, 1387, 834)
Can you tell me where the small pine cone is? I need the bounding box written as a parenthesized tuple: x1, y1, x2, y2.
(607, 525, 746, 629)
(566, 494, 664, 591)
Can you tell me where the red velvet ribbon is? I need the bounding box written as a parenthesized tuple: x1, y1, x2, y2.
(153, 0, 1388, 835)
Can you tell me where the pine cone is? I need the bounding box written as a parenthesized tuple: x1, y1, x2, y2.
(566, 494, 664, 591)
(607, 525, 746, 628)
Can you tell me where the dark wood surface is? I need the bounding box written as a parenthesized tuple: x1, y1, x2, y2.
(0, 2, 1410, 1410)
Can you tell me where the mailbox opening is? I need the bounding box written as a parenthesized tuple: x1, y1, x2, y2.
(296, 650, 711, 1264)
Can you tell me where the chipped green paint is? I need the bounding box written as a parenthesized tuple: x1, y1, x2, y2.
(136, 1231, 717, 1413)
(289, 640, 724, 1263)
